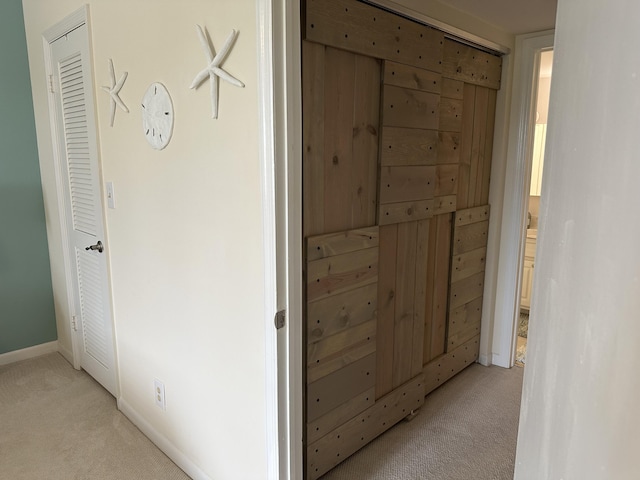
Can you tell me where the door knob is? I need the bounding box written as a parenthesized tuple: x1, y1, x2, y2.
(85, 241, 104, 253)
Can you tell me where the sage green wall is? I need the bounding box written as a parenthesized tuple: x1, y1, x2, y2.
(0, 0, 56, 354)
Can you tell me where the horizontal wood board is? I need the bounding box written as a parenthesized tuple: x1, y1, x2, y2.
(424, 335, 480, 395)
(305, 0, 444, 71)
(442, 38, 502, 89)
(307, 374, 425, 479)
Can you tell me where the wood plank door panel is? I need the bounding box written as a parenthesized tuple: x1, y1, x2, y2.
(423, 205, 490, 395)
(302, 0, 503, 477)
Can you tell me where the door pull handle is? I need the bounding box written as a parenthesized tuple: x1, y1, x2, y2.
(85, 241, 104, 253)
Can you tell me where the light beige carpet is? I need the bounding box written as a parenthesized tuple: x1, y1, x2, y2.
(321, 363, 524, 480)
(0, 353, 190, 480)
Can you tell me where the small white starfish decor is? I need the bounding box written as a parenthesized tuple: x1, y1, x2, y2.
(101, 59, 129, 127)
(190, 25, 245, 119)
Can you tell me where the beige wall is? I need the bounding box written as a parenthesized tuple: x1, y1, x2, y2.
(21, 1, 270, 478)
(515, 0, 640, 477)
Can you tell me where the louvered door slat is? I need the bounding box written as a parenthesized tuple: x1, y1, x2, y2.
(60, 52, 95, 237)
(75, 249, 108, 367)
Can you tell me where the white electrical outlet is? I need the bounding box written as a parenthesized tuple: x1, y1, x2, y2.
(154, 379, 166, 410)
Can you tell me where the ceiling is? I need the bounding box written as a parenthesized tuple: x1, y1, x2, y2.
(441, 0, 558, 34)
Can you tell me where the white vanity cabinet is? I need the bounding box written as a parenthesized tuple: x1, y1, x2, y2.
(520, 236, 537, 311)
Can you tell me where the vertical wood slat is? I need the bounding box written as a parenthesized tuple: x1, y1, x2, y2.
(457, 83, 476, 210)
(480, 88, 498, 205)
(392, 221, 418, 389)
(304, 45, 382, 236)
(352, 55, 381, 227)
(323, 47, 356, 233)
(302, 41, 326, 237)
(423, 213, 453, 364)
(468, 87, 489, 207)
(412, 219, 429, 376)
(376, 224, 397, 398)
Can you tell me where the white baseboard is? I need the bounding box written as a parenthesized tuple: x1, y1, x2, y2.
(117, 398, 210, 480)
(0, 341, 59, 366)
(58, 343, 74, 365)
(478, 353, 492, 367)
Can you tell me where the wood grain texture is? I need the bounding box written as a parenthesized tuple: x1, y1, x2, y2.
(468, 87, 489, 207)
(452, 220, 489, 256)
(307, 387, 375, 445)
(307, 320, 377, 383)
(457, 83, 475, 210)
(380, 127, 438, 166)
(307, 353, 376, 422)
(352, 54, 381, 227)
(379, 199, 434, 226)
(441, 77, 464, 99)
(302, 41, 326, 237)
(433, 194, 457, 215)
(307, 283, 378, 344)
(307, 226, 379, 261)
(438, 132, 461, 165)
(305, 0, 444, 72)
(439, 97, 464, 132)
(442, 39, 502, 90)
(307, 247, 378, 303)
(323, 47, 356, 232)
(376, 224, 397, 398)
(480, 88, 497, 204)
(448, 296, 482, 350)
(379, 165, 435, 204)
(451, 247, 487, 283)
(423, 335, 479, 395)
(382, 85, 440, 130)
(455, 205, 489, 227)
(423, 213, 452, 364)
(412, 219, 429, 377)
(449, 271, 484, 310)
(392, 221, 418, 388)
(383, 61, 441, 94)
(307, 374, 425, 480)
(434, 164, 459, 196)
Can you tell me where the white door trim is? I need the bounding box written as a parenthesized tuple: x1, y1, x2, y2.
(276, 0, 304, 478)
(491, 31, 554, 368)
(258, 0, 303, 477)
(256, 0, 281, 477)
(42, 7, 91, 369)
(42, 6, 119, 394)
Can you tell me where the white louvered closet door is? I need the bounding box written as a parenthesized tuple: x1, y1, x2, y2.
(51, 24, 117, 395)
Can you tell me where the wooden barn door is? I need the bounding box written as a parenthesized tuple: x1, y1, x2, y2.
(302, 1, 501, 478)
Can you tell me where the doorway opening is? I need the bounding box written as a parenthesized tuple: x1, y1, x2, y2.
(516, 48, 553, 364)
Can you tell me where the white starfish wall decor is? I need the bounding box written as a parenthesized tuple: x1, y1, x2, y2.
(101, 59, 129, 127)
(190, 25, 245, 119)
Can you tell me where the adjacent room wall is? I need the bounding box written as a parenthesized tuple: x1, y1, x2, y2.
(0, 0, 56, 355)
(21, 1, 271, 478)
(515, 0, 640, 477)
